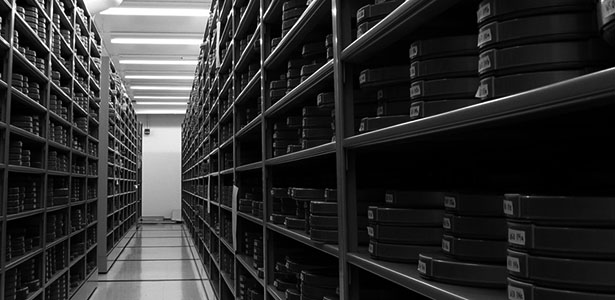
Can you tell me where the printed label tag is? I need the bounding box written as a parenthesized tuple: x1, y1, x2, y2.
(443, 217, 451, 229)
(476, 83, 489, 99)
(603, 0, 615, 17)
(367, 226, 374, 237)
(442, 239, 451, 252)
(410, 63, 416, 79)
(410, 83, 422, 98)
(377, 89, 384, 100)
(368, 243, 374, 254)
(508, 229, 526, 246)
(478, 53, 492, 73)
(357, 8, 365, 21)
(359, 121, 366, 132)
(503, 200, 514, 215)
(478, 27, 493, 47)
(507, 256, 520, 272)
(409, 103, 421, 118)
(409, 45, 418, 59)
(367, 210, 374, 220)
(444, 196, 456, 208)
(477, 3, 491, 23)
(508, 286, 525, 300)
(385, 193, 394, 203)
(359, 73, 367, 84)
(417, 261, 427, 274)
(377, 105, 384, 116)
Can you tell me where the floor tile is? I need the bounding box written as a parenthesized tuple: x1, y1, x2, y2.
(98, 260, 203, 281)
(138, 224, 184, 231)
(126, 237, 190, 247)
(89, 280, 213, 300)
(133, 230, 185, 238)
(117, 246, 195, 261)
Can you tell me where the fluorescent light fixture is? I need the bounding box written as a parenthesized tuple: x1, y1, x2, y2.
(101, 7, 209, 17)
(136, 102, 187, 105)
(134, 96, 189, 100)
(111, 38, 202, 45)
(126, 75, 194, 80)
(130, 86, 192, 91)
(120, 60, 197, 65)
(136, 109, 186, 115)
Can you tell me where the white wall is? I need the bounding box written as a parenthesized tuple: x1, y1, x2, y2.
(138, 114, 184, 218)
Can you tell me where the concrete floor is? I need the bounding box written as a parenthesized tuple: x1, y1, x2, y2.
(89, 224, 216, 300)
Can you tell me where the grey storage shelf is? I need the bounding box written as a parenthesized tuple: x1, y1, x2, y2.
(1, 0, 106, 298)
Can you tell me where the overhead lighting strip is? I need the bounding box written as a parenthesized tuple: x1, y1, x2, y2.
(101, 7, 209, 17)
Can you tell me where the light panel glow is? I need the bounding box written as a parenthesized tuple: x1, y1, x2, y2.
(133, 96, 190, 100)
(101, 7, 209, 17)
(130, 86, 192, 91)
(119, 60, 197, 65)
(111, 38, 202, 45)
(126, 75, 194, 80)
(135, 102, 188, 105)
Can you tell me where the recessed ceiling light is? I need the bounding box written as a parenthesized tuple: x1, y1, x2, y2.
(126, 75, 194, 80)
(111, 38, 202, 45)
(134, 96, 190, 100)
(136, 102, 188, 105)
(130, 86, 192, 91)
(136, 109, 186, 115)
(119, 60, 198, 65)
(101, 7, 209, 17)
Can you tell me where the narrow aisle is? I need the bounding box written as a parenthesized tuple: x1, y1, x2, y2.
(89, 224, 216, 300)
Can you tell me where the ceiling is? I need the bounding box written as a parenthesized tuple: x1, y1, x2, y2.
(92, 0, 211, 115)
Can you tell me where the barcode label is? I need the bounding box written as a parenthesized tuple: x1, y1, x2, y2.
(508, 286, 525, 300)
(444, 196, 456, 208)
(507, 256, 520, 272)
(478, 27, 492, 47)
(442, 239, 450, 252)
(503, 200, 514, 215)
(508, 229, 526, 246)
(418, 261, 427, 274)
(477, 3, 491, 23)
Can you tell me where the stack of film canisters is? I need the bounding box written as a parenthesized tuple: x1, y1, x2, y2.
(408, 35, 481, 120)
(317, 91, 334, 109)
(367, 191, 443, 263)
(13, 29, 19, 48)
(274, 258, 299, 294)
(253, 237, 264, 270)
(299, 270, 338, 300)
(418, 193, 508, 288)
(325, 34, 333, 60)
(272, 119, 300, 157)
(270, 187, 297, 225)
(71, 208, 84, 231)
(301, 106, 333, 149)
(475, 0, 614, 101)
(238, 274, 262, 300)
(356, 0, 403, 38)
(47, 275, 68, 300)
(271, 37, 282, 52)
(285, 187, 326, 233)
(9, 140, 25, 167)
(281, 0, 307, 37)
(599, 0, 615, 47)
(287, 58, 309, 91)
(357, 65, 412, 132)
(300, 38, 327, 82)
(504, 193, 615, 299)
(275, 255, 333, 297)
(221, 186, 233, 207)
(309, 188, 337, 243)
(13, 115, 40, 136)
(243, 232, 259, 257)
(270, 73, 288, 104)
(46, 244, 67, 281)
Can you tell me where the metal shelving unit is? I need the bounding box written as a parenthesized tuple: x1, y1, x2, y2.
(182, 0, 615, 299)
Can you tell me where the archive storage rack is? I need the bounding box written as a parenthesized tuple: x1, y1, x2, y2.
(182, 0, 615, 299)
(1, 0, 104, 298)
(96, 58, 142, 273)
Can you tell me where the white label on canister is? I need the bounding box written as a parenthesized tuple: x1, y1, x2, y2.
(507, 256, 520, 272)
(367, 209, 374, 220)
(477, 3, 491, 23)
(377, 105, 384, 116)
(603, 0, 615, 18)
(368, 243, 374, 254)
(477, 27, 492, 47)
(385, 193, 394, 203)
(476, 83, 489, 99)
(359, 72, 367, 84)
(442, 239, 450, 252)
(377, 89, 384, 100)
(410, 82, 422, 98)
(367, 226, 374, 237)
(443, 217, 451, 229)
(409, 103, 421, 118)
(417, 261, 427, 274)
(409, 44, 418, 59)
(357, 8, 365, 21)
(503, 200, 514, 215)
(478, 53, 492, 73)
(508, 286, 525, 300)
(409, 63, 416, 79)
(444, 196, 456, 208)
(508, 229, 526, 246)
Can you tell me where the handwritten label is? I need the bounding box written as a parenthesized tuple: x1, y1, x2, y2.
(444, 196, 456, 208)
(410, 63, 417, 79)
(409, 45, 418, 59)
(478, 27, 493, 47)
(367, 226, 374, 237)
(418, 261, 427, 274)
(507, 256, 520, 272)
(508, 229, 526, 246)
(478, 53, 492, 73)
(359, 73, 367, 84)
(442, 239, 451, 252)
(368, 243, 374, 254)
(476, 82, 489, 99)
(409, 103, 421, 118)
(377, 105, 384, 116)
(503, 200, 514, 215)
(377, 89, 384, 100)
(477, 2, 491, 23)
(367, 209, 374, 220)
(357, 8, 365, 21)
(508, 286, 525, 300)
(443, 217, 451, 229)
(410, 83, 422, 98)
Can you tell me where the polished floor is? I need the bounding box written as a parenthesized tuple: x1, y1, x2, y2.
(89, 224, 216, 300)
